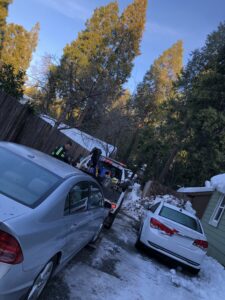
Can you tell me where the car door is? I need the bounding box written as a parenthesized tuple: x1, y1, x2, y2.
(63, 181, 94, 259)
(88, 182, 105, 236)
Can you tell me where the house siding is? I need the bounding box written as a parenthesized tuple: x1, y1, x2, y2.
(202, 191, 225, 266)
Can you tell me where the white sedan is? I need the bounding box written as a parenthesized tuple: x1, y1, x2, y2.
(136, 201, 208, 274)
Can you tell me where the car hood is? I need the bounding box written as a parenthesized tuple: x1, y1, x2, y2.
(0, 193, 31, 222)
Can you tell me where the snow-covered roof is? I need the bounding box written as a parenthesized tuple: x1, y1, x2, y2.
(41, 115, 117, 157)
(208, 174, 225, 194)
(177, 187, 214, 193)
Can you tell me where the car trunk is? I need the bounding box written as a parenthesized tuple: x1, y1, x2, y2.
(0, 193, 30, 222)
(158, 215, 205, 250)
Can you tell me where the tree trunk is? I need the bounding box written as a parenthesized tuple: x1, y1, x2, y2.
(123, 127, 139, 162)
(158, 145, 179, 184)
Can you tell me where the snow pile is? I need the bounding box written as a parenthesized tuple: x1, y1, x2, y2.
(209, 173, 225, 194)
(184, 200, 196, 215)
(122, 184, 191, 220)
(170, 256, 225, 300)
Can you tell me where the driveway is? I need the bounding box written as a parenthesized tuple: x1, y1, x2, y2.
(40, 207, 225, 300)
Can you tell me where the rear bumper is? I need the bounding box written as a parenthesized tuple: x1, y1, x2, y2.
(140, 223, 206, 269)
(147, 240, 200, 268)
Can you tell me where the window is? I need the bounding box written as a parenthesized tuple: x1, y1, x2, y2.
(159, 206, 202, 233)
(0, 147, 61, 208)
(149, 202, 160, 213)
(89, 183, 104, 209)
(209, 194, 225, 227)
(66, 182, 89, 214)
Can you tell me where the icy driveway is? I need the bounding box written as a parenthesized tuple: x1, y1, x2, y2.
(41, 212, 225, 300)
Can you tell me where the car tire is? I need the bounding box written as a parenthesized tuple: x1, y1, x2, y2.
(135, 226, 143, 250)
(104, 213, 115, 229)
(190, 267, 200, 275)
(26, 257, 56, 300)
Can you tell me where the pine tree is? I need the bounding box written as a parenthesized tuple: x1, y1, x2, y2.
(50, 0, 147, 131)
(0, 63, 24, 98)
(0, 0, 12, 55)
(1, 22, 39, 73)
(136, 40, 183, 114)
(159, 22, 225, 186)
(126, 41, 183, 166)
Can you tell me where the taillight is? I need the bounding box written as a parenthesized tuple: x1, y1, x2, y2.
(150, 218, 178, 236)
(0, 230, 23, 264)
(193, 239, 208, 251)
(111, 203, 117, 209)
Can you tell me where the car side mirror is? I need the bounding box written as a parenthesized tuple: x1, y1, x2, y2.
(104, 200, 112, 209)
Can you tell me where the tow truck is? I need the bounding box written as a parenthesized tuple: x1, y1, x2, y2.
(77, 155, 132, 228)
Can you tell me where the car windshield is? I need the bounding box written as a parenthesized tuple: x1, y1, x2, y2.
(0, 147, 61, 207)
(159, 206, 202, 233)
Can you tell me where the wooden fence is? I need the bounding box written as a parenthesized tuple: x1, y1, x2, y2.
(0, 91, 89, 160)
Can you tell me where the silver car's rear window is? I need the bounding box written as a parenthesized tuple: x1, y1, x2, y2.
(159, 206, 202, 233)
(0, 147, 61, 207)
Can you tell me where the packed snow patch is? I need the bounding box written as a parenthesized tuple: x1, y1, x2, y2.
(170, 256, 225, 300)
(62, 212, 225, 300)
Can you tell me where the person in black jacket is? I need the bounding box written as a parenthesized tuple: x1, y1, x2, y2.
(89, 147, 102, 177)
(51, 140, 72, 163)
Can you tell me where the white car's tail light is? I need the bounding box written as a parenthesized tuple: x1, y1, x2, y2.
(193, 239, 208, 251)
(150, 218, 178, 236)
(0, 230, 23, 264)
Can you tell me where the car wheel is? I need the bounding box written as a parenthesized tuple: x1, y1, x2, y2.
(27, 258, 56, 300)
(135, 226, 143, 250)
(104, 213, 115, 229)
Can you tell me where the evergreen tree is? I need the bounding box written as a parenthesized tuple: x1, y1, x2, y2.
(0, 63, 24, 98)
(126, 41, 183, 169)
(47, 0, 147, 131)
(134, 40, 183, 124)
(160, 22, 225, 186)
(1, 22, 39, 73)
(0, 0, 12, 55)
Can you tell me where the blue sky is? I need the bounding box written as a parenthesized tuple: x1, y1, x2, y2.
(7, 0, 225, 92)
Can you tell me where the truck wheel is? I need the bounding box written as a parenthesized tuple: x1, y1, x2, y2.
(104, 214, 115, 229)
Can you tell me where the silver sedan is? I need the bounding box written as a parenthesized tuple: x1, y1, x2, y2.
(0, 142, 107, 300)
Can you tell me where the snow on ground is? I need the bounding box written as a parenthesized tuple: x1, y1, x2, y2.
(42, 187, 225, 300)
(59, 213, 225, 300)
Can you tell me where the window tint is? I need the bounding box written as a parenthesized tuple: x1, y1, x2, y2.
(89, 183, 104, 209)
(0, 147, 61, 207)
(159, 206, 202, 233)
(67, 182, 89, 214)
(149, 202, 160, 213)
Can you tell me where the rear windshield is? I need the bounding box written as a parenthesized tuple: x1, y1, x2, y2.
(0, 147, 61, 207)
(159, 206, 202, 233)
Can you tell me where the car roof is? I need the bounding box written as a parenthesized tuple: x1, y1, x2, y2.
(0, 142, 83, 179)
(161, 201, 198, 219)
